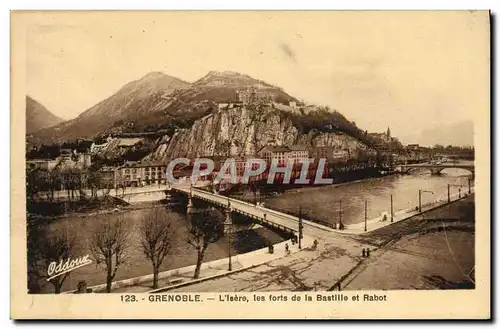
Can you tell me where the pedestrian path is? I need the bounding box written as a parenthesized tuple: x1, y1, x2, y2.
(88, 235, 314, 293)
(341, 188, 474, 234)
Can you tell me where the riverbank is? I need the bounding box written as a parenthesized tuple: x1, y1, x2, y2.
(227, 171, 399, 203)
(30, 205, 288, 294)
(341, 194, 475, 290)
(27, 196, 129, 221)
(160, 195, 475, 292)
(77, 235, 314, 293)
(263, 171, 473, 228)
(342, 187, 474, 234)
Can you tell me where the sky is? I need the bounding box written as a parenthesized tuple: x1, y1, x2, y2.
(22, 11, 489, 145)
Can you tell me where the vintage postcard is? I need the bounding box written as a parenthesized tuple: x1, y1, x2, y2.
(10, 10, 490, 319)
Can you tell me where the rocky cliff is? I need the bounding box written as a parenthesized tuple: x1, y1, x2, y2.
(145, 105, 372, 161)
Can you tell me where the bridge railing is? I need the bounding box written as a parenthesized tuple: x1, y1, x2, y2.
(190, 188, 334, 232)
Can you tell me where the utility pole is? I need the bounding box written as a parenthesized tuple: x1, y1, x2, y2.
(298, 206, 303, 249)
(419, 189, 422, 212)
(338, 199, 344, 230)
(390, 194, 394, 222)
(448, 184, 451, 203)
(468, 177, 471, 194)
(364, 200, 367, 232)
(225, 208, 232, 272)
(419, 190, 434, 212)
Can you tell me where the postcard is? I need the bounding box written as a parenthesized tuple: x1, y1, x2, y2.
(10, 10, 490, 319)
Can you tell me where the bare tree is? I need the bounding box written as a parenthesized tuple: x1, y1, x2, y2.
(139, 208, 175, 289)
(186, 212, 224, 279)
(89, 215, 131, 293)
(28, 223, 77, 294)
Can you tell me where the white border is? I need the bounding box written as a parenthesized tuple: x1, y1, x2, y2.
(3, 1, 497, 328)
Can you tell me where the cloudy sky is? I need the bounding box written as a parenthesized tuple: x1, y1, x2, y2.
(22, 11, 489, 145)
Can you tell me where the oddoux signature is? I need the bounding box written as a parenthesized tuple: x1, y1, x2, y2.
(47, 255, 93, 281)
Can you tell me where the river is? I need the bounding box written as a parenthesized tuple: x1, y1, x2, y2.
(36, 165, 473, 293)
(37, 206, 284, 293)
(265, 167, 474, 226)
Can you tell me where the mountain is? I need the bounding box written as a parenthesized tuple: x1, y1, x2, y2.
(32, 71, 300, 143)
(31, 70, 379, 162)
(33, 72, 191, 143)
(26, 96, 64, 134)
(145, 105, 373, 161)
(183, 70, 298, 104)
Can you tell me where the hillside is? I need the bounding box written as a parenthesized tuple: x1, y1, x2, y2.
(31, 70, 383, 163)
(26, 96, 64, 134)
(32, 71, 303, 144)
(33, 72, 191, 143)
(144, 104, 373, 162)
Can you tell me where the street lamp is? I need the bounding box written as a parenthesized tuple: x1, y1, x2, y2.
(298, 206, 303, 249)
(448, 184, 462, 203)
(338, 199, 344, 230)
(390, 194, 394, 222)
(419, 189, 434, 212)
(225, 208, 233, 272)
(364, 200, 368, 232)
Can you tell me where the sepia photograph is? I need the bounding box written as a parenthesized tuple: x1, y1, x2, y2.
(10, 10, 490, 319)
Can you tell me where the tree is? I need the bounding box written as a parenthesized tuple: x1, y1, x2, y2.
(186, 212, 224, 279)
(140, 208, 175, 289)
(87, 169, 100, 199)
(89, 215, 131, 293)
(28, 223, 77, 294)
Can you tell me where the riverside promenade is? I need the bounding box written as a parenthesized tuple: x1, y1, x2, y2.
(344, 187, 474, 234)
(69, 235, 314, 293)
(64, 182, 474, 293)
(164, 193, 475, 292)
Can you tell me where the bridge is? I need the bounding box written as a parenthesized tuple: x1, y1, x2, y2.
(171, 185, 335, 239)
(399, 163, 474, 176)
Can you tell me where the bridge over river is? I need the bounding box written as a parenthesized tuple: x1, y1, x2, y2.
(171, 185, 336, 239)
(398, 163, 474, 175)
(111, 182, 336, 239)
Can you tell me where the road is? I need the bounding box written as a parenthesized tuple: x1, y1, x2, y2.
(174, 185, 336, 240)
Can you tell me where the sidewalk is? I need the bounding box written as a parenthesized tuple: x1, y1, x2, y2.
(85, 235, 314, 293)
(340, 188, 474, 235)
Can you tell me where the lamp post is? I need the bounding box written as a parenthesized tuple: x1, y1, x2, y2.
(390, 194, 394, 222)
(419, 189, 434, 212)
(225, 208, 233, 272)
(338, 199, 344, 230)
(298, 206, 303, 249)
(364, 200, 367, 232)
(448, 184, 462, 202)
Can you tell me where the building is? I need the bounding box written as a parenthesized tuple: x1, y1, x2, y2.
(98, 166, 117, 189)
(309, 146, 334, 160)
(26, 159, 59, 171)
(116, 161, 167, 187)
(257, 145, 291, 164)
(288, 145, 309, 163)
(308, 146, 350, 162)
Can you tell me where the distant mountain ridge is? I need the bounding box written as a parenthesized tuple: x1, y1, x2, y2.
(26, 96, 64, 134)
(34, 72, 191, 143)
(32, 70, 300, 143)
